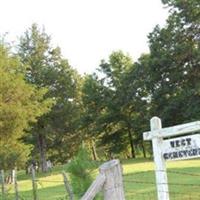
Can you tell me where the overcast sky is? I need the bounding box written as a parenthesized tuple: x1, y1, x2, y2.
(1, 0, 169, 74)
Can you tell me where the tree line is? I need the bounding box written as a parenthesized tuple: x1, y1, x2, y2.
(0, 0, 200, 171)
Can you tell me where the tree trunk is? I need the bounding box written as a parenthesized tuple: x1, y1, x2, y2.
(141, 142, 146, 158)
(91, 139, 98, 160)
(38, 133, 48, 172)
(127, 129, 136, 158)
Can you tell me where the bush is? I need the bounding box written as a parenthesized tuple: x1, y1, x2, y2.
(67, 146, 96, 197)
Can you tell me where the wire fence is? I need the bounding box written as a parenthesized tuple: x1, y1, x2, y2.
(0, 170, 72, 200)
(0, 168, 99, 200)
(123, 168, 200, 200)
(1, 167, 200, 199)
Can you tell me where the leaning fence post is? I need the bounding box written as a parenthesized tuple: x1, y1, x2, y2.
(31, 168, 38, 200)
(62, 171, 74, 200)
(13, 169, 19, 200)
(100, 159, 125, 200)
(0, 170, 5, 200)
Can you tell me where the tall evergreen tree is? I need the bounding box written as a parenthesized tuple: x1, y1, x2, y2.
(0, 43, 52, 169)
(18, 24, 81, 171)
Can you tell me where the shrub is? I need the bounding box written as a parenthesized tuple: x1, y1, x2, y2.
(67, 146, 96, 197)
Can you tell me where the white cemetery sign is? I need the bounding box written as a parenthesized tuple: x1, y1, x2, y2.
(162, 134, 200, 161)
(143, 117, 200, 200)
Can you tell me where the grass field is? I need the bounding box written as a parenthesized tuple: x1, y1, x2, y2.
(1, 158, 200, 200)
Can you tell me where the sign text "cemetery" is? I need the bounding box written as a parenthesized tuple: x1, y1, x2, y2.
(162, 134, 200, 161)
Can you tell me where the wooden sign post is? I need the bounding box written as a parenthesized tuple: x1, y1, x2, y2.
(149, 117, 169, 200)
(143, 116, 200, 200)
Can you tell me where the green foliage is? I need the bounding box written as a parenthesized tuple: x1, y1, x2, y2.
(0, 43, 53, 169)
(1, 0, 200, 166)
(18, 24, 82, 166)
(81, 51, 149, 158)
(81, 0, 200, 157)
(0, 142, 31, 169)
(143, 0, 200, 126)
(67, 146, 96, 197)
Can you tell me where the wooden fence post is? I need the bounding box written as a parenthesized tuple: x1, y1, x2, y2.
(13, 169, 19, 200)
(81, 159, 125, 200)
(62, 171, 74, 200)
(31, 168, 38, 200)
(0, 170, 5, 200)
(100, 159, 125, 200)
(151, 117, 169, 200)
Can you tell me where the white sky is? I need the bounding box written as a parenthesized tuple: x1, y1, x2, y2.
(0, 0, 168, 74)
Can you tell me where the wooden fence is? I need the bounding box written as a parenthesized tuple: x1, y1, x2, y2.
(0, 159, 124, 200)
(81, 159, 125, 200)
(1, 159, 200, 200)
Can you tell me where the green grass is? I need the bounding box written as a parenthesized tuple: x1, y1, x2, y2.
(122, 158, 200, 200)
(1, 158, 200, 200)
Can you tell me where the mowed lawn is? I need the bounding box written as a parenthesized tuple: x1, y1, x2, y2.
(2, 158, 200, 200)
(122, 159, 200, 200)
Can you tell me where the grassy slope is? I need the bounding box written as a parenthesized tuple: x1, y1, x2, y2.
(3, 158, 200, 200)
